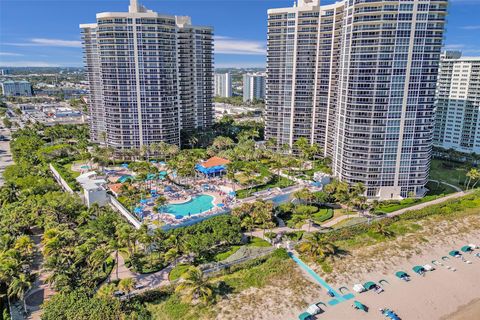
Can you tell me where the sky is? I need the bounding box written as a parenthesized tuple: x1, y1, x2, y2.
(0, 0, 480, 68)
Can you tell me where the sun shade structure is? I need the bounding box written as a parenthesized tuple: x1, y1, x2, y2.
(196, 157, 230, 176)
(353, 301, 367, 311)
(413, 266, 425, 274)
(363, 282, 376, 290)
(298, 312, 311, 320)
(117, 175, 133, 183)
(461, 246, 473, 252)
(449, 250, 461, 257)
(395, 271, 408, 279)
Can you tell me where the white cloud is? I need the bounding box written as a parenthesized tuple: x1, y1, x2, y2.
(215, 36, 266, 55)
(461, 25, 480, 30)
(0, 52, 24, 57)
(5, 38, 81, 48)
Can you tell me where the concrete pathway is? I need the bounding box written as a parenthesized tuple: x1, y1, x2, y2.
(429, 179, 463, 193)
(246, 189, 473, 240)
(0, 127, 12, 187)
(386, 190, 470, 218)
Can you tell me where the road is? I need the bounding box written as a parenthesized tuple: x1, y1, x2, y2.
(0, 126, 13, 186)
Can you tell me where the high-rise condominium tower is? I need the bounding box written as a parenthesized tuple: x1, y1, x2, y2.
(434, 52, 480, 154)
(81, 0, 213, 148)
(214, 73, 232, 98)
(266, 0, 448, 199)
(243, 73, 266, 102)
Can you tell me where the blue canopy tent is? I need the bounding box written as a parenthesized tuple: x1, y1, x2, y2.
(134, 206, 143, 214)
(117, 175, 133, 183)
(195, 164, 227, 177)
(140, 199, 149, 205)
(121, 163, 129, 168)
(146, 173, 157, 181)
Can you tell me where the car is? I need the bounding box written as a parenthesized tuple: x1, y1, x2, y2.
(0, 135, 9, 141)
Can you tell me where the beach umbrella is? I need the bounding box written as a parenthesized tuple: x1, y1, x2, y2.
(395, 271, 408, 279)
(298, 312, 312, 320)
(363, 281, 376, 290)
(121, 163, 129, 168)
(150, 160, 157, 163)
(449, 250, 461, 257)
(413, 266, 425, 274)
(140, 199, 149, 204)
(353, 301, 367, 312)
(217, 203, 225, 208)
(461, 246, 473, 253)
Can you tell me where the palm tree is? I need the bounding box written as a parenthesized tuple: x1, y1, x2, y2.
(374, 222, 393, 238)
(118, 278, 136, 299)
(165, 248, 180, 267)
(175, 267, 214, 304)
(8, 273, 32, 314)
(97, 283, 117, 299)
(87, 247, 109, 274)
(298, 233, 338, 261)
(466, 168, 480, 190)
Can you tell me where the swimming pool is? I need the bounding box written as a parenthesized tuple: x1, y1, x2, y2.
(162, 194, 215, 217)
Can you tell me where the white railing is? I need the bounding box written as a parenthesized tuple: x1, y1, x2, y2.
(108, 195, 142, 229)
(49, 163, 74, 194)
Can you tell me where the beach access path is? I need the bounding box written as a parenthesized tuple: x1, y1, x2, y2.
(246, 189, 473, 239)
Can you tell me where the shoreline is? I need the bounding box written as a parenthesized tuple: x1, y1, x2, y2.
(440, 298, 480, 320)
(301, 234, 480, 320)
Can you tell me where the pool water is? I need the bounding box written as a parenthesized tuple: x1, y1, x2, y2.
(162, 194, 214, 217)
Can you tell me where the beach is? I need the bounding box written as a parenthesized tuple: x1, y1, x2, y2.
(301, 234, 480, 320)
(442, 299, 480, 320)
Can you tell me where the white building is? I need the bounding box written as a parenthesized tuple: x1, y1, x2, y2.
(1, 80, 33, 97)
(80, 0, 213, 148)
(266, 0, 448, 199)
(434, 52, 480, 154)
(214, 72, 232, 97)
(243, 73, 266, 103)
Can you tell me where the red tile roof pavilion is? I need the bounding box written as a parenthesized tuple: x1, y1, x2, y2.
(200, 156, 231, 168)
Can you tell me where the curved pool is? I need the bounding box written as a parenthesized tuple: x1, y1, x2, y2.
(162, 194, 215, 217)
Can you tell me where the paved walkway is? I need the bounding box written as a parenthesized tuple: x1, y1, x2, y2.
(0, 127, 12, 187)
(386, 190, 470, 218)
(429, 179, 463, 193)
(246, 190, 473, 239)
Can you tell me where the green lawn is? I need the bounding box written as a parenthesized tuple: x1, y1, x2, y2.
(331, 217, 368, 229)
(236, 175, 294, 199)
(214, 246, 241, 261)
(429, 159, 468, 190)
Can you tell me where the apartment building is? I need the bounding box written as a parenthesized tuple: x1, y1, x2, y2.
(243, 73, 266, 102)
(214, 72, 232, 97)
(266, 0, 448, 199)
(1, 80, 33, 97)
(434, 51, 480, 154)
(80, 0, 213, 148)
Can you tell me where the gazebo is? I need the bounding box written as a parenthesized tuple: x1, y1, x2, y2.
(195, 156, 230, 177)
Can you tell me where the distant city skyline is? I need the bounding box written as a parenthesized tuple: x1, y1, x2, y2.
(1, 0, 479, 68)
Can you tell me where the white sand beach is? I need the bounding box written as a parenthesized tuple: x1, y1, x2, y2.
(302, 235, 480, 320)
